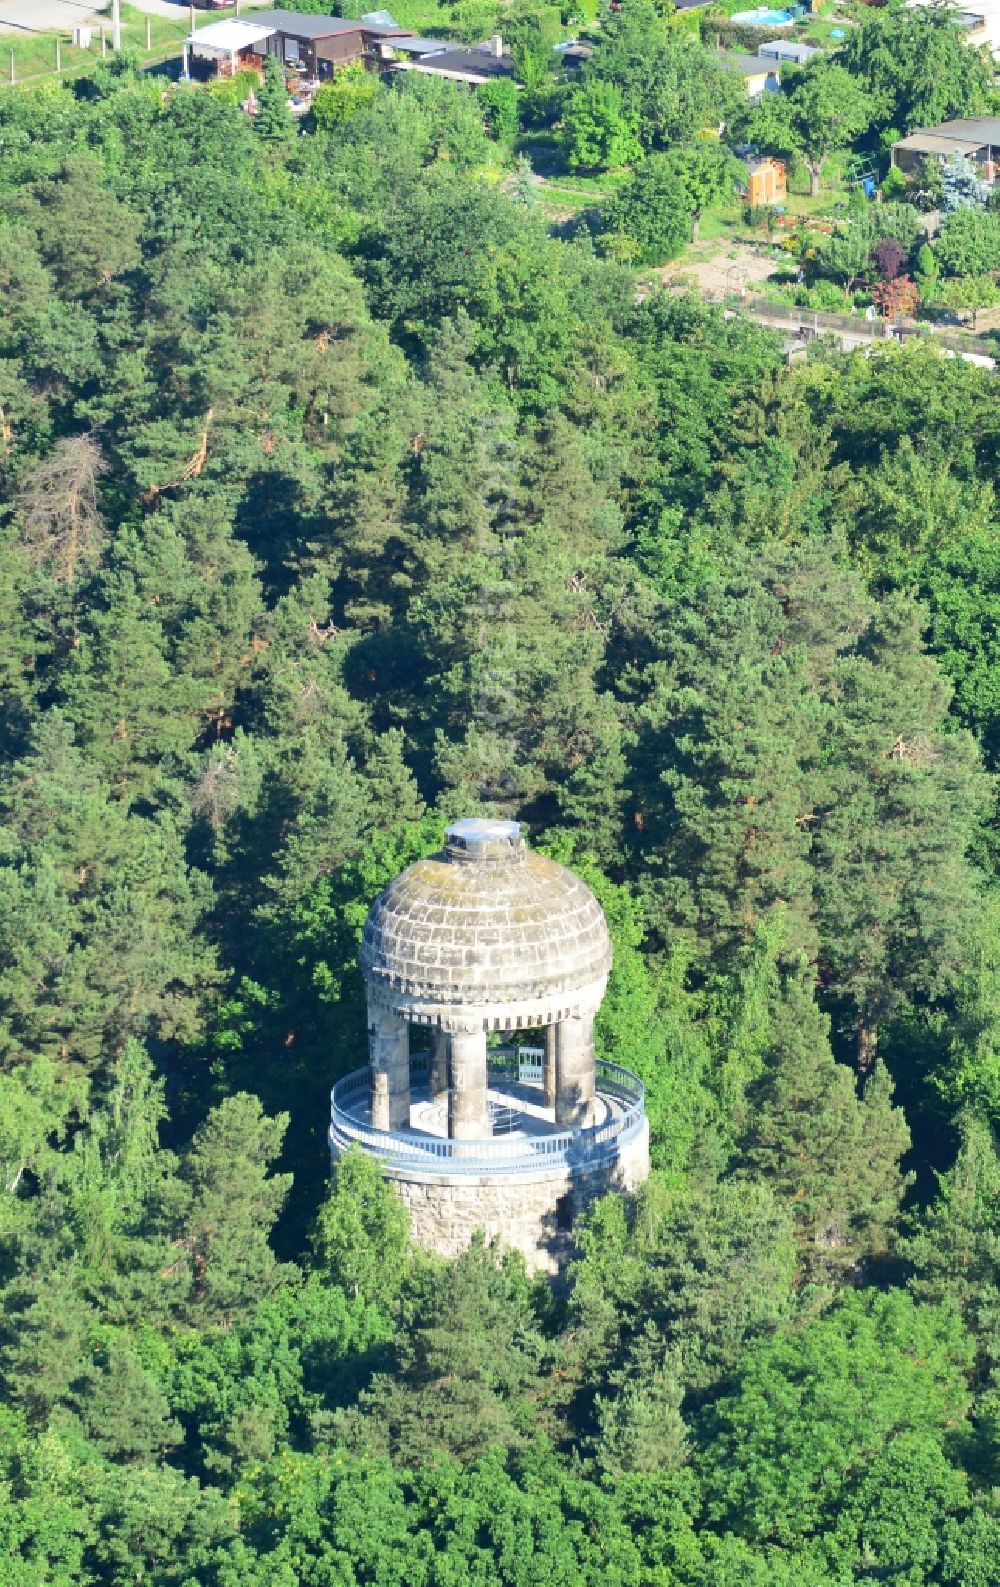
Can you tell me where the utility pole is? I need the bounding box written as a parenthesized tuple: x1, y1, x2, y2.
(8, 49, 14, 85)
(112, 0, 121, 51)
(145, 16, 151, 50)
(101, 25, 107, 56)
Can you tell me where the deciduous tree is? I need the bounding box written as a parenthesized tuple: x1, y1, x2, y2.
(787, 63, 872, 197)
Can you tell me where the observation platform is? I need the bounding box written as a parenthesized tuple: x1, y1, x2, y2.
(329, 1047, 646, 1177)
(343, 818, 650, 1269)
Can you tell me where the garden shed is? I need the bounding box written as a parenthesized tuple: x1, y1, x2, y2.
(744, 156, 787, 205)
(248, 9, 412, 77)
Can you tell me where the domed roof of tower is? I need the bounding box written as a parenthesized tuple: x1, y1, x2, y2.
(360, 819, 612, 1028)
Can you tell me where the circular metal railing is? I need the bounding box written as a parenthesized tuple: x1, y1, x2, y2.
(328, 1048, 646, 1176)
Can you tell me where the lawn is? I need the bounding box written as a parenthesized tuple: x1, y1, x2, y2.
(695, 203, 747, 242)
(798, 16, 854, 43)
(531, 167, 629, 223)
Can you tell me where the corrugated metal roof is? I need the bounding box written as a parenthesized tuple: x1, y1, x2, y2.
(894, 131, 985, 155)
(388, 36, 449, 53)
(187, 18, 275, 50)
(758, 38, 817, 59)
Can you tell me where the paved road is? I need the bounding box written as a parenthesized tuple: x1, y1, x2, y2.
(0, 0, 274, 33)
(0, 0, 102, 33)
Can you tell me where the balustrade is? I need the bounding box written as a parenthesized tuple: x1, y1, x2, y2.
(328, 1049, 645, 1176)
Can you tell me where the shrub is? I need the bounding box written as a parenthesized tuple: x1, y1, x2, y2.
(601, 155, 693, 265)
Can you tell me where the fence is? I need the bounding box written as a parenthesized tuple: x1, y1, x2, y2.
(328, 1050, 646, 1176)
(710, 291, 997, 363)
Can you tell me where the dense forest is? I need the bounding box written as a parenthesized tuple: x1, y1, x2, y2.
(2, 13, 1000, 1584)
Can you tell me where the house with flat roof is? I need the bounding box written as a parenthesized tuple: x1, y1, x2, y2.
(714, 49, 779, 96)
(385, 36, 451, 57)
(891, 116, 1000, 178)
(385, 33, 516, 82)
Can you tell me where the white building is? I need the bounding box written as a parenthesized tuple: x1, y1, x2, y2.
(906, 0, 1000, 56)
(182, 19, 275, 80)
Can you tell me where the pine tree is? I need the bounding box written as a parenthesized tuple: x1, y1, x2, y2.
(59, 567, 204, 803)
(0, 718, 219, 1077)
(358, 728, 424, 830)
(0, 713, 124, 889)
(24, 154, 140, 304)
(0, 1055, 85, 1243)
(422, 376, 629, 829)
(0, 1267, 96, 1426)
(637, 559, 823, 971)
(121, 499, 261, 742)
(740, 971, 912, 1281)
(814, 594, 989, 1070)
(596, 1331, 689, 1474)
(70, 1337, 182, 1464)
(350, 1235, 546, 1465)
(327, 393, 416, 633)
(254, 57, 293, 144)
(906, 1112, 1000, 1383)
(179, 1093, 293, 1324)
(312, 1146, 411, 1311)
(571, 1175, 797, 1396)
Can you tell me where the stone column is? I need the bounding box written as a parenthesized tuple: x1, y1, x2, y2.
(448, 1026, 489, 1140)
(543, 1023, 558, 1111)
(369, 1004, 410, 1132)
(555, 1012, 595, 1128)
(429, 1026, 449, 1106)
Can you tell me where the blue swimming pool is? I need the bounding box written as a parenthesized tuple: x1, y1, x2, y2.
(731, 7, 794, 23)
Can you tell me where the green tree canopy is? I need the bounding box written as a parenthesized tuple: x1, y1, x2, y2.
(562, 79, 642, 172)
(786, 62, 873, 195)
(838, 4, 994, 137)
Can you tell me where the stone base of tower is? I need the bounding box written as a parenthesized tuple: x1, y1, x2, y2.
(368, 1120, 649, 1275)
(329, 1051, 650, 1276)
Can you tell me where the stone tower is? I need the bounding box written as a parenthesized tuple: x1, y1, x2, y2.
(329, 819, 649, 1272)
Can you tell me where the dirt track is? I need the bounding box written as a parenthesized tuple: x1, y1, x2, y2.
(659, 241, 784, 296)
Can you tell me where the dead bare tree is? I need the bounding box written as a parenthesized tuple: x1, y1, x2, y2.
(189, 744, 243, 832)
(17, 433, 108, 583)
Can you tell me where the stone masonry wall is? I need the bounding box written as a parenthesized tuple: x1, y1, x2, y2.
(382, 1121, 650, 1275)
